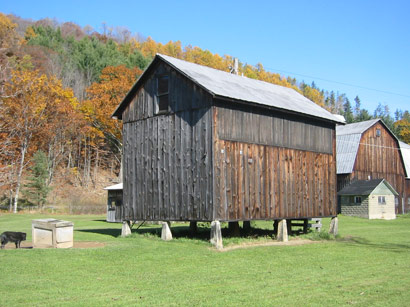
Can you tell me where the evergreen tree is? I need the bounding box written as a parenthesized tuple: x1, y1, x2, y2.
(343, 98, 354, 123)
(23, 151, 51, 209)
(354, 95, 361, 118)
(356, 109, 372, 122)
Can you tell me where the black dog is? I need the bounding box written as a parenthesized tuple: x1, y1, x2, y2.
(0, 231, 26, 249)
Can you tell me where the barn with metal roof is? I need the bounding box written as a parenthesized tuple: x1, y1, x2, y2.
(114, 54, 343, 245)
(336, 119, 407, 214)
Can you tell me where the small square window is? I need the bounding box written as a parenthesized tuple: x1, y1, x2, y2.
(378, 196, 386, 204)
(376, 129, 381, 137)
(408, 197, 410, 205)
(354, 196, 362, 204)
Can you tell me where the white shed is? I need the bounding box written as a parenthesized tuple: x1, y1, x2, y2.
(104, 183, 123, 223)
(338, 179, 398, 220)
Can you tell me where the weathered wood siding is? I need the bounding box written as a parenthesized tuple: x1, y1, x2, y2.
(213, 105, 337, 220)
(217, 103, 333, 154)
(122, 63, 214, 221)
(342, 122, 406, 213)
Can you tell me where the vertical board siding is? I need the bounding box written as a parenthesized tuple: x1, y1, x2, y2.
(121, 62, 214, 221)
(123, 108, 213, 221)
(213, 106, 337, 221)
(217, 103, 334, 154)
(213, 139, 337, 220)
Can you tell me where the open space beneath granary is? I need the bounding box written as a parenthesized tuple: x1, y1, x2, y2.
(1, 213, 410, 306)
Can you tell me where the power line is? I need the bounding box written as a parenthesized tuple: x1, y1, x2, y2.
(264, 66, 410, 99)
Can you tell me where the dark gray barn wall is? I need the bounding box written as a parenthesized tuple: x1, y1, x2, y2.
(216, 102, 334, 154)
(122, 62, 214, 221)
(213, 103, 337, 220)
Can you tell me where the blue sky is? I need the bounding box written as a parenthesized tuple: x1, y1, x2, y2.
(2, 0, 409, 114)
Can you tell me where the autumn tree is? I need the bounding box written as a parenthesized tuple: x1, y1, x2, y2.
(82, 65, 142, 177)
(1, 68, 78, 212)
(394, 111, 410, 144)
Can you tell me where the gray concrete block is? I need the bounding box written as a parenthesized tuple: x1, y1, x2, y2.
(121, 221, 132, 237)
(210, 220, 223, 249)
(277, 219, 288, 242)
(161, 221, 172, 241)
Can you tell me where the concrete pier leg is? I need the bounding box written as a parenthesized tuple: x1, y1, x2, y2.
(277, 219, 288, 242)
(228, 221, 240, 237)
(121, 221, 132, 237)
(243, 221, 251, 234)
(189, 221, 197, 234)
(161, 221, 173, 241)
(329, 216, 338, 236)
(210, 221, 223, 249)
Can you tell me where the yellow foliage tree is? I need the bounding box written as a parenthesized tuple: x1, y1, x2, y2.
(1, 68, 79, 212)
(0, 13, 18, 49)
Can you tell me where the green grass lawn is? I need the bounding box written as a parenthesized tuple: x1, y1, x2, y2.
(1, 213, 410, 306)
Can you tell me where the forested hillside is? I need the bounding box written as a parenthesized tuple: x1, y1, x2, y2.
(1, 13, 409, 212)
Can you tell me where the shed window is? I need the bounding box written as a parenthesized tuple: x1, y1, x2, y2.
(354, 196, 362, 204)
(378, 196, 386, 204)
(156, 75, 169, 113)
(376, 128, 381, 137)
(408, 197, 410, 205)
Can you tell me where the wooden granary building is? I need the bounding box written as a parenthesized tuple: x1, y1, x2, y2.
(336, 119, 408, 213)
(113, 54, 343, 231)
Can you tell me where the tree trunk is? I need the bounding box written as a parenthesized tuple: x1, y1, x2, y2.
(9, 189, 13, 212)
(13, 141, 27, 213)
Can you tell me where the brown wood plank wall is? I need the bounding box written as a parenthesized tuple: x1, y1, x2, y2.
(213, 139, 337, 220)
(213, 106, 337, 220)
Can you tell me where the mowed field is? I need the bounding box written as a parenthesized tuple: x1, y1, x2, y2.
(0, 213, 410, 306)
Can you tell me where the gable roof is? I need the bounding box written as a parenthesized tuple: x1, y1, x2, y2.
(113, 54, 343, 123)
(336, 118, 380, 135)
(336, 119, 399, 174)
(399, 141, 410, 178)
(337, 179, 398, 196)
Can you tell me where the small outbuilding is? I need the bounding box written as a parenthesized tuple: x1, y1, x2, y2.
(338, 179, 397, 219)
(104, 183, 123, 223)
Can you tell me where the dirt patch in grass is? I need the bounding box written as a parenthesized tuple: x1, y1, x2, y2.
(1, 241, 105, 249)
(217, 238, 321, 252)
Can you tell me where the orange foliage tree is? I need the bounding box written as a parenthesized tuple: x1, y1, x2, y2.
(82, 65, 142, 155)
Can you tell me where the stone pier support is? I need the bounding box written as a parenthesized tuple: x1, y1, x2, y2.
(121, 221, 132, 237)
(276, 219, 288, 242)
(161, 221, 173, 241)
(329, 216, 338, 235)
(210, 220, 223, 249)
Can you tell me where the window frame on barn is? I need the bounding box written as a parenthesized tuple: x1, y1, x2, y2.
(156, 75, 169, 114)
